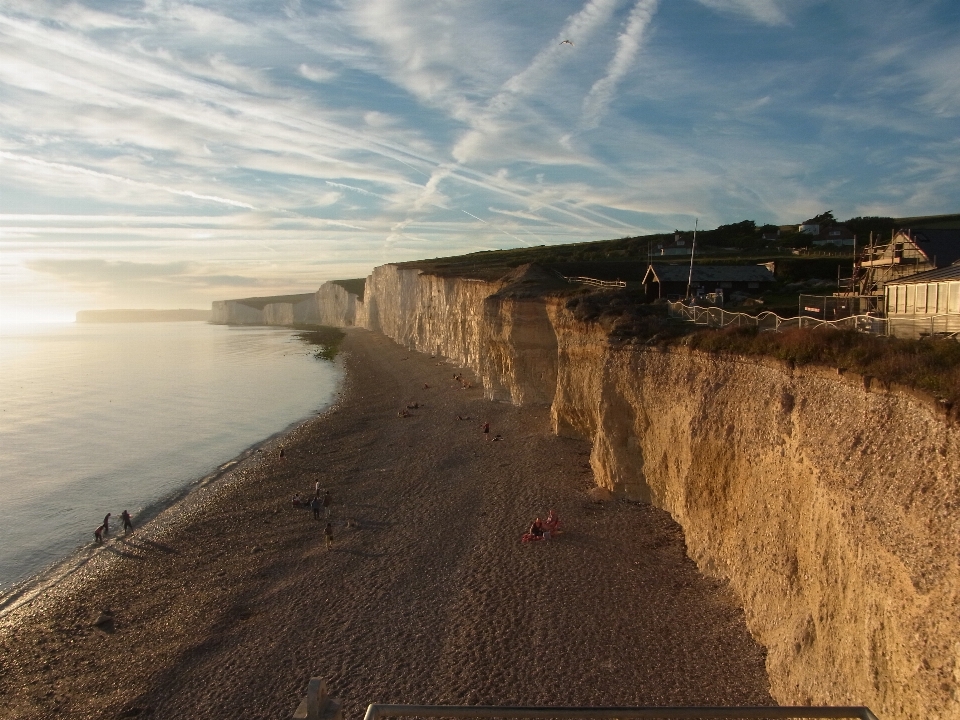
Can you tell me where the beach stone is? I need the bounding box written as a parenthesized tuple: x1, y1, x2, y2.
(93, 610, 114, 630)
(586, 486, 613, 502)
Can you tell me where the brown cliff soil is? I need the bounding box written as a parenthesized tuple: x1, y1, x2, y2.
(563, 289, 960, 408)
(0, 328, 772, 720)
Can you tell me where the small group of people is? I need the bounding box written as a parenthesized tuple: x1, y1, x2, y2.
(293, 485, 333, 521)
(94, 509, 133, 543)
(290, 485, 337, 548)
(521, 509, 562, 543)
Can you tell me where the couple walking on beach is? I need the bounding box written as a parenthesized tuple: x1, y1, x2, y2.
(311, 486, 332, 520)
(94, 510, 133, 544)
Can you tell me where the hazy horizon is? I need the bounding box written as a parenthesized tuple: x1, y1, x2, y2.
(2, 0, 958, 322)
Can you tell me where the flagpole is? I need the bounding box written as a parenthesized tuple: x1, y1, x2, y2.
(686, 218, 698, 300)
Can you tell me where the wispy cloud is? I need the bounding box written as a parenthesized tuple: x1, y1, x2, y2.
(0, 0, 956, 317)
(694, 0, 790, 25)
(299, 63, 337, 83)
(0, 152, 257, 209)
(581, 0, 659, 130)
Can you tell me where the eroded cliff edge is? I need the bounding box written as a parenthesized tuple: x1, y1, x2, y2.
(221, 264, 960, 719)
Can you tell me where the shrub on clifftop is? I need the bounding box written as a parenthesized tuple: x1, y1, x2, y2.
(685, 326, 960, 406)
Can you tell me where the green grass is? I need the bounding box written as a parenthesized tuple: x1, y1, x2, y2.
(295, 326, 346, 361)
(332, 278, 366, 300)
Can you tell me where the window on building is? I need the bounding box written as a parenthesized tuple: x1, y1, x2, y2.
(950, 283, 960, 314)
(916, 284, 927, 313)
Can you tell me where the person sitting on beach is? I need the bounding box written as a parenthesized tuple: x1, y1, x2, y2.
(398, 409, 411, 418)
(545, 509, 561, 535)
(521, 518, 545, 543)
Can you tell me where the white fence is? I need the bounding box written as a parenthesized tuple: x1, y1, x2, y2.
(667, 301, 885, 334)
(668, 301, 960, 340)
(565, 276, 627, 288)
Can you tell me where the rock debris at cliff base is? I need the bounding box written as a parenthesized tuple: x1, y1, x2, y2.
(0, 328, 772, 720)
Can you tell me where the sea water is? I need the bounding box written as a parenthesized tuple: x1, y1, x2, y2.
(0, 321, 342, 594)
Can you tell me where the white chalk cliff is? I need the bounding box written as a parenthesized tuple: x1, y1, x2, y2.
(216, 264, 960, 720)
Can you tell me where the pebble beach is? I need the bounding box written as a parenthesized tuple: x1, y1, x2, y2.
(0, 327, 773, 720)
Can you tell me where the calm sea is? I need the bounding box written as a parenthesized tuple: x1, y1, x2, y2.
(0, 321, 342, 594)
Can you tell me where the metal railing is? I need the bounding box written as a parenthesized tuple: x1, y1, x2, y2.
(798, 295, 883, 321)
(363, 704, 880, 720)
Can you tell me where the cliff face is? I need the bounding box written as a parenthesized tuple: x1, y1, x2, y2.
(211, 300, 263, 325)
(215, 264, 959, 719)
(211, 294, 316, 326)
(315, 282, 366, 328)
(551, 323, 960, 720)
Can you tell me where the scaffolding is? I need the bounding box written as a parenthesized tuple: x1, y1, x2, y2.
(855, 231, 936, 296)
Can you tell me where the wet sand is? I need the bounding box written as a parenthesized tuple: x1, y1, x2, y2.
(0, 328, 773, 720)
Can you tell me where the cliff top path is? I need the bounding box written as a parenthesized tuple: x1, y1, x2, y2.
(0, 328, 772, 720)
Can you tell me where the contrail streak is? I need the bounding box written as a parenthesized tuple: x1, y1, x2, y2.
(0, 152, 257, 210)
(461, 210, 531, 246)
(582, 0, 659, 130)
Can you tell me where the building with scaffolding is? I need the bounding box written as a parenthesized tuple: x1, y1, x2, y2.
(856, 228, 960, 296)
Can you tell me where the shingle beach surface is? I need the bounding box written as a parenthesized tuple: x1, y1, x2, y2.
(0, 328, 772, 720)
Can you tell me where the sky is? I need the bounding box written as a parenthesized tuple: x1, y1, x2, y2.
(0, 0, 958, 321)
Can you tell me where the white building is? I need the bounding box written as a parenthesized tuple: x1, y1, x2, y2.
(884, 264, 960, 338)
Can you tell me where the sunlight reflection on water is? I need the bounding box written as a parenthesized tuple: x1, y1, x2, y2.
(0, 321, 341, 592)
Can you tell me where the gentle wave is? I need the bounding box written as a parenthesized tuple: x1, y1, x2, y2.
(0, 321, 342, 593)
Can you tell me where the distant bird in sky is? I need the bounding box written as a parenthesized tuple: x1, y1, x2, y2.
(560, 39, 574, 46)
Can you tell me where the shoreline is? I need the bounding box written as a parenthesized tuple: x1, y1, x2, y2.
(0, 328, 772, 720)
(0, 350, 345, 616)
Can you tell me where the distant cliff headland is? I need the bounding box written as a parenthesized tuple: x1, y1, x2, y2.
(212, 236, 959, 720)
(76, 309, 211, 323)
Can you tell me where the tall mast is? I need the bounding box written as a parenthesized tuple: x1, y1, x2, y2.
(686, 218, 698, 300)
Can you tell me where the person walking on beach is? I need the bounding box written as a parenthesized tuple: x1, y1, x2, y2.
(121, 510, 133, 534)
(323, 522, 334, 549)
(482, 422, 490, 439)
(322, 490, 332, 518)
(102, 513, 111, 537)
(311, 495, 321, 521)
